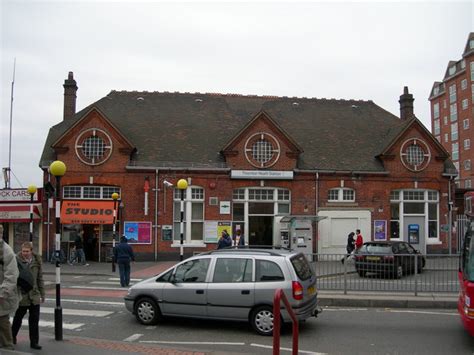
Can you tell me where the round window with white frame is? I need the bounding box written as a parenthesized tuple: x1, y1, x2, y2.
(75, 128, 113, 166)
(244, 132, 281, 168)
(400, 138, 431, 172)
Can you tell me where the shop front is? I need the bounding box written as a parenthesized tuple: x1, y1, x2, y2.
(0, 188, 42, 253)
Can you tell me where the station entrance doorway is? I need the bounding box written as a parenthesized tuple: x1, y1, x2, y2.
(248, 216, 273, 246)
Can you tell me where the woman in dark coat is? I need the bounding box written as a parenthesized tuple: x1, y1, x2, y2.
(341, 232, 355, 264)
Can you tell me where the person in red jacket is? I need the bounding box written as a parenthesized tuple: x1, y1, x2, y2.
(355, 229, 363, 250)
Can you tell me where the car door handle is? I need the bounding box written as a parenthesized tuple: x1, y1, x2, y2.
(196, 290, 204, 294)
(241, 290, 250, 295)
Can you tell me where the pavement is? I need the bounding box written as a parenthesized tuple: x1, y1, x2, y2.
(2, 259, 457, 354)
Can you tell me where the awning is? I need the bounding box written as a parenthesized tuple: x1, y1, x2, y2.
(61, 200, 115, 225)
(279, 215, 327, 223)
(0, 204, 42, 222)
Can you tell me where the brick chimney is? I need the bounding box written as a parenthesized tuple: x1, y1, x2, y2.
(399, 86, 414, 121)
(63, 71, 78, 121)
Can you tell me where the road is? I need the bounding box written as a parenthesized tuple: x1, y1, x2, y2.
(18, 272, 472, 354)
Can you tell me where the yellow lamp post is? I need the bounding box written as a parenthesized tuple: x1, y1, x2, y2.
(27, 184, 37, 243)
(111, 192, 119, 272)
(177, 179, 188, 261)
(50, 160, 66, 341)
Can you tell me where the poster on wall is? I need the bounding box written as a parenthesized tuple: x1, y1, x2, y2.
(204, 221, 218, 243)
(124, 221, 152, 244)
(374, 220, 387, 241)
(217, 221, 232, 240)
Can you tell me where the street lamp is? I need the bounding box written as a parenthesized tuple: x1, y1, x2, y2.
(27, 184, 37, 243)
(177, 179, 188, 261)
(50, 160, 66, 341)
(111, 192, 119, 272)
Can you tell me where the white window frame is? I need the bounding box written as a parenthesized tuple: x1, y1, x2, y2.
(464, 160, 471, 171)
(451, 122, 458, 141)
(433, 119, 440, 136)
(461, 79, 468, 90)
(450, 103, 457, 121)
(462, 99, 469, 110)
(452, 142, 459, 161)
(63, 185, 121, 200)
(444, 133, 449, 143)
(449, 84, 456, 103)
(464, 119, 470, 130)
(433, 102, 440, 119)
(465, 179, 472, 189)
(464, 139, 471, 150)
(328, 188, 355, 202)
(173, 186, 205, 245)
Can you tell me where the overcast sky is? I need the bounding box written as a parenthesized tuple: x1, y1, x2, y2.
(1, 0, 473, 189)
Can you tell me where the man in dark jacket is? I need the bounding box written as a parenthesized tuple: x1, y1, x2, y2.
(114, 236, 135, 287)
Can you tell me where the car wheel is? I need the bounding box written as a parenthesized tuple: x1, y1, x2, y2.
(250, 305, 276, 336)
(135, 297, 161, 325)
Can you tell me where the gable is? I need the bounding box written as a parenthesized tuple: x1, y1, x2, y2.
(51, 107, 135, 168)
(221, 111, 302, 170)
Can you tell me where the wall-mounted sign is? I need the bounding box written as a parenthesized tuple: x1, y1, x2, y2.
(124, 221, 152, 244)
(374, 220, 387, 241)
(204, 221, 218, 243)
(220, 201, 231, 214)
(0, 188, 38, 202)
(61, 200, 114, 225)
(162, 225, 173, 241)
(231, 170, 294, 180)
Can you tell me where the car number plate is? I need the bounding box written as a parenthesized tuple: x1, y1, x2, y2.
(366, 256, 381, 261)
(308, 285, 316, 295)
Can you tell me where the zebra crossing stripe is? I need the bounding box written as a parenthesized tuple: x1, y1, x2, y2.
(124, 334, 144, 342)
(108, 277, 142, 282)
(41, 307, 114, 317)
(10, 318, 84, 330)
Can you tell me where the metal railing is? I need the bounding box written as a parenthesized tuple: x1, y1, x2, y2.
(309, 253, 459, 296)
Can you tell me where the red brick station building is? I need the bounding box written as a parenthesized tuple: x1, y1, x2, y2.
(1, 73, 458, 261)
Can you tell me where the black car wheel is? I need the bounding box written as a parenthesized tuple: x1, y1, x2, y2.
(250, 305, 278, 336)
(135, 297, 161, 325)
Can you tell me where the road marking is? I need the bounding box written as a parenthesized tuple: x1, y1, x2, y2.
(108, 277, 142, 282)
(90, 281, 135, 285)
(250, 343, 327, 354)
(67, 285, 126, 291)
(141, 341, 246, 345)
(382, 309, 458, 316)
(124, 334, 144, 342)
(41, 307, 114, 317)
(45, 298, 123, 306)
(323, 307, 368, 311)
(10, 318, 83, 330)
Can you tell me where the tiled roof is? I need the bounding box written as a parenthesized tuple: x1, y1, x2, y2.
(40, 91, 413, 172)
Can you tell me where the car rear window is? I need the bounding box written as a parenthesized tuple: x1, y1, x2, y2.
(362, 244, 393, 253)
(256, 260, 284, 282)
(290, 254, 313, 281)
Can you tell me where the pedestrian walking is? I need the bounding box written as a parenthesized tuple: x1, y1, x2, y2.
(217, 230, 232, 249)
(11, 242, 44, 350)
(233, 229, 245, 247)
(0, 225, 21, 350)
(341, 232, 355, 264)
(355, 229, 364, 251)
(74, 231, 89, 266)
(114, 236, 135, 287)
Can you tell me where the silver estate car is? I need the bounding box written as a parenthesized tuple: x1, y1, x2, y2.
(124, 248, 320, 335)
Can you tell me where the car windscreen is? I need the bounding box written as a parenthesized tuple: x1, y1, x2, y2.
(290, 254, 313, 281)
(361, 244, 393, 254)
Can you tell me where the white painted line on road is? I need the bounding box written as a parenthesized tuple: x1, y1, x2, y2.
(67, 285, 126, 290)
(108, 277, 142, 282)
(323, 307, 368, 311)
(10, 318, 83, 330)
(45, 298, 123, 306)
(382, 309, 458, 316)
(90, 281, 135, 285)
(251, 343, 327, 354)
(124, 334, 144, 342)
(141, 341, 246, 346)
(41, 307, 114, 317)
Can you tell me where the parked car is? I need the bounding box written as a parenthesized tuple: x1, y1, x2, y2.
(124, 248, 320, 335)
(354, 241, 426, 279)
